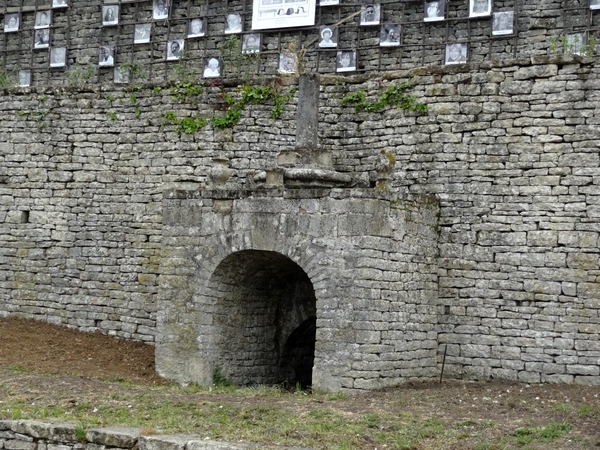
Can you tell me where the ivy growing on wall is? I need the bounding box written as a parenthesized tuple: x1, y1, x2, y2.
(341, 79, 428, 114)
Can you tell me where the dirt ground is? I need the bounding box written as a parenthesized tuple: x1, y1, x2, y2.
(1, 316, 599, 449)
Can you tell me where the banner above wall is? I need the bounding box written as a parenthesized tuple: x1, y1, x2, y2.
(251, 0, 316, 30)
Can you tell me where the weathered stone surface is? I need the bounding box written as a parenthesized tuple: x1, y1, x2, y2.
(86, 427, 141, 448)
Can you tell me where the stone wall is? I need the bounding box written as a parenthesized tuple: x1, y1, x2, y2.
(0, 0, 598, 85)
(2, 53, 600, 387)
(0, 420, 302, 450)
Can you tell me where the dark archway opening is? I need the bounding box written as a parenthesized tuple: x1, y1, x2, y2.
(208, 250, 317, 387)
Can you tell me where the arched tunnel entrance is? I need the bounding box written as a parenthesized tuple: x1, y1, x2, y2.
(208, 250, 317, 387)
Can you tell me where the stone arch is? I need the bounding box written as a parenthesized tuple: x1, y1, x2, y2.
(206, 249, 317, 386)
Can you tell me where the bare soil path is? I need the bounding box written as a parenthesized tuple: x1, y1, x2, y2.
(1, 316, 599, 449)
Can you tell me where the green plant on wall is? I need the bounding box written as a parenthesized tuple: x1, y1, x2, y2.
(211, 82, 296, 129)
(341, 79, 428, 114)
(65, 64, 96, 88)
(0, 67, 17, 88)
(550, 34, 595, 56)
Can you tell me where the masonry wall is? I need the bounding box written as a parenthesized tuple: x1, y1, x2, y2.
(2, 53, 600, 385)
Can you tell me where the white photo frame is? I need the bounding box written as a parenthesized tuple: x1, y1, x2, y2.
(591, 0, 600, 10)
(318, 26, 338, 48)
(34, 10, 51, 29)
(134, 24, 152, 44)
(114, 66, 130, 84)
(336, 50, 356, 72)
(242, 33, 261, 53)
(167, 39, 184, 60)
(380, 24, 401, 47)
(360, 4, 381, 26)
(203, 57, 222, 78)
(50, 46, 67, 67)
(492, 11, 514, 35)
(18, 70, 31, 87)
(469, 0, 491, 18)
(188, 18, 206, 38)
(424, 0, 444, 22)
(103, 6, 119, 26)
(445, 43, 467, 65)
(99, 45, 115, 67)
(153, 0, 169, 20)
(278, 53, 297, 74)
(4, 13, 20, 32)
(225, 13, 243, 34)
(52, 0, 69, 8)
(34, 29, 51, 49)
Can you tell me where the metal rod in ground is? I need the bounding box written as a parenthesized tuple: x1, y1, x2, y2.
(439, 344, 448, 383)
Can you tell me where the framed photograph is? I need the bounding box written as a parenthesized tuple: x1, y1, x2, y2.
(153, 0, 169, 20)
(336, 50, 356, 72)
(320, 0, 339, 6)
(424, 0, 444, 22)
(469, 0, 491, 18)
(318, 26, 337, 48)
(50, 46, 67, 67)
(103, 6, 119, 26)
(445, 43, 467, 64)
(567, 33, 586, 55)
(52, 0, 69, 8)
(134, 23, 152, 44)
(4, 13, 20, 32)
(114, 66, 130, 84)
(492, 11, 513, 35)
(188, 18, 205, 38)
(225, 13, 243, 34)
(380, 24, 401, 46)
(167, 39, 184, 60)
(242, 33, 261, 53)
(278, 53, 296, 74)
(591, 0, 600, 10)
(203, 57, 221, 78)
(34, 10, 51, 29)
(360, 4, 381, 26)
(18, 70, 31, 87)
(252, 0, 315, 30)
(34, 29, 50, 49)
(99, 45, 115, 67)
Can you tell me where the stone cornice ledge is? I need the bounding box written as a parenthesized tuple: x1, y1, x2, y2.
(0, 420, 311, 450)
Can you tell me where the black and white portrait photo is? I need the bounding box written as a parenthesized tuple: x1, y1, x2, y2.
(153, 0, 169, 20)
(470, 0, 491, 18)
(35, 10, 51, 29)
(445, 43, 467, 64)
(380, 24, 401, 46)
(52, 0, 68, 8)
(167, 39, 184, 60)
(4, 13, 20, 32)
(492, 11, 513, 35)
(114, 66, 130, 84)
(318, 26, 337, 48)
(242, 33, 261, 53)
(225, 13, 243, 34)
(591, 0, 600, 10)
(360, 4, 381, 26)
(50, 46, 67, 67)
(34, 29, 50, 49)
(278, 53, 296, 74)
(203, 57, 221, 78)
(99, 45, 115, 67)
(103, 6, 119, 26)
(18, 70, 31, 87)
(188, 18, 205, 38)
(336, 50, 356, 72)
(134, 24, 152, 44)
(424, 0, 444, 22)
